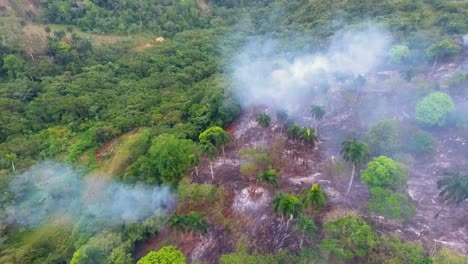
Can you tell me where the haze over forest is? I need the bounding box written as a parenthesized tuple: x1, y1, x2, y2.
(0, 0, 467, 263)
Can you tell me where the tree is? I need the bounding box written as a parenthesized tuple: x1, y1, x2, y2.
(435, 172, 468, 218)
(257, 113, 271, 128)
(409, 131, 435, 155)
(310, 105, 325, 135)
(426, 39, 461, 62)
(302, 184, 326, 212)
(415, 92, 455, 127)
(273, 193, 303, 220)
(388, 45, 410, 64)
(199, 126, 229, 158)
(361, 156, 408, 191)
(294, 218, 317, 248)
(149, 134, 195, 186)
(320, 215, 377, 261)
(137, 246, 186, 264)
(341, 140, 369, 195)
(258, 169, 278, 189)
(365, 120, 399, 156)
(3, 54, 25, 79)
(367, 187, 415, 221)
(169, 212, 208, 237)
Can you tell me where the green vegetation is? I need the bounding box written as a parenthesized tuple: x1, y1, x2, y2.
(169, 212, 208, 237)
(361, 156, 408, 190)
(302, 184, 327, 212)
(365, 120, 399, 156)
(410, 131, 435, 155)
(368, 187, 415, 221)
(321, 215, 377, 260)
(137, 246, 186, 264)
(0, 0, 467, 263)
(388, 45, 410, 64)
(273, 193, 303, 220)
(415, 92, 455, 126)
(341, 139, 369, 194)
(257, 113, 271, 128)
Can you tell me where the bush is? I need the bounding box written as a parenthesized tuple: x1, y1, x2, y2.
(415, 92, 455, 126)
(388, 45, 410, 64)
(137, 246, 186, 264)
(365, 120, 399, 156)
(321, 216, 377, 260)
(410, 131, 435, 155)
(368, 187, 415, 221)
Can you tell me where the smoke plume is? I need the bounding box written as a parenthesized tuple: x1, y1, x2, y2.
(232, 26, 391, 112)
(4, 162, 173, 227)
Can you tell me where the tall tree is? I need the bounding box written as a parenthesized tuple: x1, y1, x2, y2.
(435, 172, 468, 218)
(310, 105, 325, 136)
(341, 140, 369, 195)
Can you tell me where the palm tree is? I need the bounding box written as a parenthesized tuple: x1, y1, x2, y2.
(257, 113, 271, 128)
(341, 140, 369, 195)
(273, 193, 303, 221)
(435, 172, 468, 218)
(294, 218, 318, 248)
(298, 128, 317, 169)
(299, 128, 317, 147)
(302, 184, 327, 211)
(276, 110, 288, 134)
(310, 105, 325, 135)
(258, 169, 278, 189)
(287, 124, 301, 141)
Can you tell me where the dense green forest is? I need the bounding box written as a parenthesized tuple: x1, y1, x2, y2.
(0, 0, 467, 263)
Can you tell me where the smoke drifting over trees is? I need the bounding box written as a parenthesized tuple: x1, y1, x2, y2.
(232, 26, 391, 111)
(4, 162, 174, 227)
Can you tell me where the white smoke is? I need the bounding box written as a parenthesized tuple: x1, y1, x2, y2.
(4, 162, 174, 227)
(232, 26, 391, 112)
